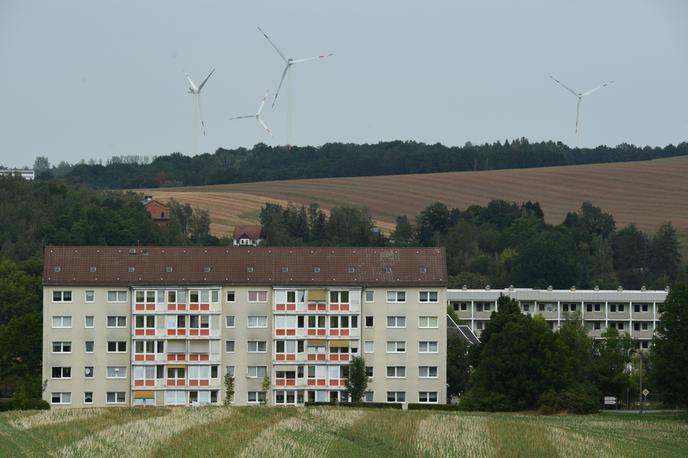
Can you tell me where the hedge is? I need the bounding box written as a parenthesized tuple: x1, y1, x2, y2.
(0, 398, 50, 411)
(304, 401, 402, 409)
(407, 403, 460, 411)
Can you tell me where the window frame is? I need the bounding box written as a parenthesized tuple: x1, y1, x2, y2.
(418, 316, 439, 329)
(84, 290, 95, 303)
(51, 290, 73, 303)
(106, 290, 128, 303)
(247, 340, 268, 353)
(418, 340, 438, 353)
(51, 316, 72, 329)
(386, 291, 406, 303)
(419, 291, 439, 303)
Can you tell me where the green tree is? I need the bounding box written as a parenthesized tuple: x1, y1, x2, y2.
(612, 224, 649, 288)
(261, 375, 270, 405)
(447, 332, 470, 398)
(592, 327, 633, 402)
(391, 215, 414, 246)
(650, 283, 688, 406)
(649, 223, 681, 286)
(0, 313, 42, 381)
(33, 156, 50, 173)
(345, 356, 368, 402)
(223, 373, 235, 406)
(511, 229, 579, 288)
(416, 202, 450, 246)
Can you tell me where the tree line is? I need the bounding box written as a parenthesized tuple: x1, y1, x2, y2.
(30, 138, 688, 189)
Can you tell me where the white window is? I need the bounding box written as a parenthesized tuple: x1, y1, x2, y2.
(364, 341, 374, 353)
(225, 340, 235, 353)
(248, 291, 267, 302)
(211, 290, 219, 303)
(386, 291, 406, 303)
(418, 341, 438, 353)
(247, 316, 268, 328)
(275, 315, 297, 329)
(134, 365, 156, 381)
(419, 391, 438, 403)
(247, 341, 267, 353)
(51, 316, 72, 328)
(247, 391, 266, 404)
(419, 316, 439, 328)
(84, 316, 94, 328)
(106, 366, 127, 378)
(189, 365, 210, 381)
(84, 290, 95, 303)
(364, 290, 375, 302)
(225, 316, 235, 328)
(226, 290, 236, 302)
(107, 341, 127, 353)
(419, 291, 438, 303)
(51, 341, 72, 353)
(226, 366, 235, 377)
(165, 390, 187, 406)
(419, 366, 438, 378)
(386, 391, 405, 403)
(51, 367, 71, 379)
(84, 392, 93, 404)
(247, 366, 267, 378)
(52, 291, 72, 303)
(106, 316, 127, 328)
(51, 392, 71, 404)
(386, 341, 406, 353)
(189, 315, 209, 329)
(386, 366, 406, 378)
(386, 316, 406, 328)
(84, 366, 94, 378)
(107, 290, 128, 302)
(106, 392, 126, 404)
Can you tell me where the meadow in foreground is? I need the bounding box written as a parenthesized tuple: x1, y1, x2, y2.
(1, 406, 686, 457)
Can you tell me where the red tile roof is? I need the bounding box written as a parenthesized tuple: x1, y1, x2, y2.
(43, 246, 447, 287)
(232, 225, 262, 240)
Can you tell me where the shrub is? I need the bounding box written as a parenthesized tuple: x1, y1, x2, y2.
(0, 398, 49, 411)
(408, 403, 460, 411)
(458, 388, 513, 411)
(538, 384, 599, 414)
(304, 401, 402, 409)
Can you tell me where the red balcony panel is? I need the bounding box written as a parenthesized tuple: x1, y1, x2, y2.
(341, 304, 350, 311)
(146, 304, 155, 311)
(286, 379, 296, 386)
(330, 330, 340, 336)
(190, 329, 199, 336)
(340, 355, 350, 361)
(201, 379, 209, 386)
(317, 330, 326, 336)
(167, 329, 176, 336)
(134, 380, 144, 386)
(168, 303, 176, 311)
(189, 354, 199, 361)
(166, 380, 175, 387)
(167, 354, 176, 361)
(201, 303, 209, 311)
(331, 380, 339, 387)
(276, 379, 285, 386)
(307, 303, 316, 311)
(145, 355, 155, 361)
(286, 354, 296, 361)
(177, 354, 186, 361)
(286, 329, 296, 336)
(135, 354, 144, 361)
(178, 304, 186, 311)
(330, 354, 339, 361)
(307, 379, 315, 386)
(276, 303, 286, 311)
(189, 380, 199, 387)
(200, 354, 209, 361)
(201, 329, 209, 336)
(177, 380, 186, 386)
(307, 329, 316, 336)
(317, 304, 326, 311)
(317, 354, 326, 361)
(146, 329, 155, 336)
(135, 304, 145, 311)
(317, 379, 326, 386)
(276, 354, 285, 361)
(178, 329, 186, 336)
(330, 304, 340, 311)
(145, 380, 154, 387)
(287, 303, 296, 311)
(190, 304, 199, 311)
(307, 354, 316, 361)
(341, 329, 350, 336)
(276, 329, 286, 336)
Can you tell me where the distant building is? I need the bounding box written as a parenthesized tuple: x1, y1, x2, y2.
(232, 225, 263, 246)
(0, 169, 35, 180)
(142, 195, 170, 225)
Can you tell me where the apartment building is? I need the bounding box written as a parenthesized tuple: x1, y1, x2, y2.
(43, 246, 447, 408)
(448, 287, 667, 348)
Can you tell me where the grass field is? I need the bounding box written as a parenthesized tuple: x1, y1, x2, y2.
(1, 407, 687, 457)
(139, 156, 688, 237)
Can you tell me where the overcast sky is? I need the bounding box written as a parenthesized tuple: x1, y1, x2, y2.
(1, 0, 686, 168)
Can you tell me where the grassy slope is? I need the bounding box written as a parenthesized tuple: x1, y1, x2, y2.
(1, 407, 686, 457)
(139, 156, 688, 237)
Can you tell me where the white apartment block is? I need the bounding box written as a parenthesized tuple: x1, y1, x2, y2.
(43, 246, 447, 408)
(448, 287, 667, 348)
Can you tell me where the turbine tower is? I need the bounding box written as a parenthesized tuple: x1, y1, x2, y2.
(549, 75, 614, 147)
(228, 91, 273, 143)
(257, 26, 333, 145)
(185, 68, 215, 155)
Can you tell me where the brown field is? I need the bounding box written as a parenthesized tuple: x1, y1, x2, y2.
(140, 156, 688, 237)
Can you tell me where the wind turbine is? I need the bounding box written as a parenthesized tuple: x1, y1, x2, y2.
(185, 68, 215, 155)
(257, 26, 333, 144)
(228, 91, 273, 142)
(549, 75, 614, 146)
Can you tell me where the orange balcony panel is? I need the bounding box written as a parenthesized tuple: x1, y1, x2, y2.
(341, 329, 350, 336)
(145, 355, 155, 361)
(200, 380, 209, 386)
(317, 304, 326, 311)
(307, 329, 316, 336)
(317, 330, 326, 336)
(135, 354, 144, 361)
(200, 303, 209, 311)
(178, 329, 186, 336)
(330, 354, 339, 361)
(146, 304, 155, 311)
(286, 379, 296, 386)
(146, 329, 155, 336)
(276, 379, 285, 386)
(276, 354, 285, 361)
(287, 303, 296, 311)
(189, 354, 199, 361)
(307, 304, 316, 311)
(307, 379, 316, 386)
(177, 355, 186, 361)
(177, 380, 186, 386)
(286, 329, 296, 336)
(201, 329, 209, 336)
(286, 354, 296, 361)
(307, 354, 316, 361)
(189, 380, 199, 387)
(341, 304, 350, 311)
(178, 304, 186, 311)
(330, 304, 340, 311)
(167, 330, 176, 336)
(200, 354, 209, 361)
(276, 329, 286, 336)
(145, 380, 155, 387)
(190, 329, 199, 336)
(168, 303, 177, 311)
(330, 330, 340, 336)
(167, 354, 176, 361)
(135, 304, 145, 311)
(134, 380, 144, 386)
(317, 354, 326, 361)
(340, 355, 350, 361)
(331, 380, 339, 387)
(317, 379, 326, 386)
(276, 304, 286, 311)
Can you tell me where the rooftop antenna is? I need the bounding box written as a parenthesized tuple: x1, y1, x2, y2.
(549, 75, 614, 147)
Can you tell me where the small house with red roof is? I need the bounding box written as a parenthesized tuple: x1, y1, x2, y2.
(232, 224, 263, 246)
(142, 195, 170, 225)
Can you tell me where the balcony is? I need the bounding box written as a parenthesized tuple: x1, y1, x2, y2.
(133, 353, 164, 363)
(275, 302, 298, 312)
(275, 353, 298, 362)
(134, 302, 157, 312)
(275, 328, 298, 337)
(328, 303, 350, 312)
(134, 328, 157, 337)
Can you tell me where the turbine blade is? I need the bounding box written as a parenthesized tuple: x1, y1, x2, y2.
(291, 53, 334, 64)
(272, 65, 290, 107)
(257, 26, 289, 64)
(257, 91, 269, 115)
(581, 80, 614, 97)
(549, 75, 578, 97)
(197, 96, 207, 137)
(575, 98, 581, 135)
(198, 68, 215, 92)
(228, 115, 254, 121)
(185, 74, 198, 92)
(258, 117, 273, 136)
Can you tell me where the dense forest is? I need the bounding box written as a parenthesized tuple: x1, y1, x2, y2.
(29, 139, 688, 189)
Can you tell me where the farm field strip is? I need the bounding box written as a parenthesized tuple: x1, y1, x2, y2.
(139, 156, 688, 236)
(1, 407, 687, 457)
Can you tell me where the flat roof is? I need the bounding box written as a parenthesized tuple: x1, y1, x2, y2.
(447, 288, 667, 302)
(43, 246, 447, 287)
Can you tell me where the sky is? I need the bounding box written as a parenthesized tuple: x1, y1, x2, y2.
(0, 0, 687, 168)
